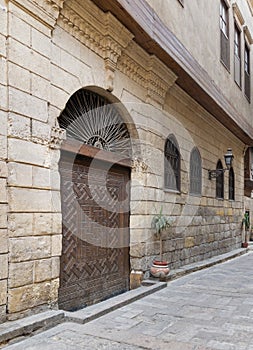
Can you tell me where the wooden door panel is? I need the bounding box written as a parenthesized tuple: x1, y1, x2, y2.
(58, 152, 130, 311)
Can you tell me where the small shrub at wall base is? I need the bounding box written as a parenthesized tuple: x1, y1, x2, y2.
(150, 207, 173, 278)
(242, 212, 250, 248)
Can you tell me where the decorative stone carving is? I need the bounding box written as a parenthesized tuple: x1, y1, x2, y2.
(117, 42, 148, 89)
(58, 0, 133, 92)
(118, 44, 178, 107)
(9, 0, 65, 28)
(50, 126, 66, 149)
(146, 55, 178, 106)
(131, 158, 148, 173)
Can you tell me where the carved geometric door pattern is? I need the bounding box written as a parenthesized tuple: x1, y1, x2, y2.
(58, 152, 130, 311)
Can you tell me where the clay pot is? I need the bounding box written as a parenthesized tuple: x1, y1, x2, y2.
(150, 260, 170, 278)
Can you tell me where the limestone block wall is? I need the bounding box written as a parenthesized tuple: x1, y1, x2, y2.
(0, 0, 8, 323)
(0, 0, 249, 322)
(124, 86, 245, 273)
(4, 1, 63, 320)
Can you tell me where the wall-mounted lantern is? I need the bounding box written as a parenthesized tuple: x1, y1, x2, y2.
(208, 148, 234, 180)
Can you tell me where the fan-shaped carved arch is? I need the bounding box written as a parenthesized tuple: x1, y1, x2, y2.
(58, 89, 132, 157)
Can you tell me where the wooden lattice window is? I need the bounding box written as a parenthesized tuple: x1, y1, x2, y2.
(58, 89, 132, 157)
(220, 0, 230, 69)
(229, 167, 235, 200)
(190, 147, 202, 196)
(216, 160, 224, 199)
(164, 135, 180, 191)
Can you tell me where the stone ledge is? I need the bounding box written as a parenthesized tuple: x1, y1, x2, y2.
(164, 247, 250, 281)
(0, 310, 64, 347)
(64, 280, 167, 324)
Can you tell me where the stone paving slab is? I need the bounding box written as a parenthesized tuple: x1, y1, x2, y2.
(0, 247, 250, 349)
(3, 251, 253, 350)
(64, 281, 167, 324)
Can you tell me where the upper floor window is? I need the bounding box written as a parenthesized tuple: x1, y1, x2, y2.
(234, 23, 241, 87)
(220, 0, 230, 69)
(190, 147, 202, 196)
(245, 43, 251, 101)
(229, 167, 235, 200)
(216, 160, 224, 199)
(164, 135, 180, 191)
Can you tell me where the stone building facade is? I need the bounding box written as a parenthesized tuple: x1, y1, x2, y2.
(0, 0, 253, 321)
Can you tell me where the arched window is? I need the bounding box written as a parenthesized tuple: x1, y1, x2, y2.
(164, 135, 180, 191)
(190, 147, 202, 196)
(229, 167, 235, 200)
(216, 160, 224, 199)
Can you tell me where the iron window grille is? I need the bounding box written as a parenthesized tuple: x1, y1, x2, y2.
(229, 167, 235, 200)
(190, 147, 202, 196)
(58, 89, 132, 157)
(164, 135, 181, 191)
(216, 160, 224, 199)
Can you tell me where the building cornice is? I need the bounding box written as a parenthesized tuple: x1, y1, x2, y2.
(9, 0, 64, 29)
(58, 0, 133, 91)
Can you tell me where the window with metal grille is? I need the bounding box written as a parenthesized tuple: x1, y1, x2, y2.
(220, 0, 230, 69)
(216, 160, 224, 199)
(190, 147, 202, 196)
(164, 135, 180, 191)
(229, 167, 235, 200)
(234, 23, 241, 87)
(245, 44, 251, 101)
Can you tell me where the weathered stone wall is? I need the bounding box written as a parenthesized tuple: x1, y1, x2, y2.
(0, 0, 8, 323)
(5, 0, 63, 320)
(0, 0, 249, 322)
(126, 86, 245, 273)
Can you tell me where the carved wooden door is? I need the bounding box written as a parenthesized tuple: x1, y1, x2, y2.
(58, 152, 130, 311)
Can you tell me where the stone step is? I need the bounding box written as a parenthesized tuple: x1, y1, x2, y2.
(0, 310, 64, 348)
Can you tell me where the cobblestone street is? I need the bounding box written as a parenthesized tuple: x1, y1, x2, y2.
(5, 252, 253, 350)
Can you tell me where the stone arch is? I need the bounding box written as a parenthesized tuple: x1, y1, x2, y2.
(57, 87, 138, 311)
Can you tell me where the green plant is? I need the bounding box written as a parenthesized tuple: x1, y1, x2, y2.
(151, 207, 173, 262)
(242, 211, 250, 231)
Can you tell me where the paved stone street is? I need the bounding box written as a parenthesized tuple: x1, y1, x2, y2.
(5, 252, 253, 350)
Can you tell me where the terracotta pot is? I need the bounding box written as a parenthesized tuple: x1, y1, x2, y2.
(150, 260, 170, 278)
(242, 242, 248, 248)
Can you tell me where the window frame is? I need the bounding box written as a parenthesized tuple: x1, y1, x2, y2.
(220, 0, 230, 70)
(234, 22, 242, 87)
(244, 42, 251, 101)
(164, 135, 181, 192)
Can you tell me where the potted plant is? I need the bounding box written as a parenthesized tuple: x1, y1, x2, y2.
(150, 207, 173, 278)
(242, 211, 250, 248)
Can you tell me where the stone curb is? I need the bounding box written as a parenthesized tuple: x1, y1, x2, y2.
(0, 310, 64, 348)
(64, 280, 167, 324)
(164, 247, 250, 281)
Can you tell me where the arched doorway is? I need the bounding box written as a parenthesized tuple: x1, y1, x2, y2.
(58, 89, 132, 311)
